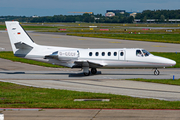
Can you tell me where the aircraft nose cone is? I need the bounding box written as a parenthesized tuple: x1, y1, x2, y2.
(158, 56, 176, 67)
(170, 60, 176, 66)
(166, 59, 176, 66)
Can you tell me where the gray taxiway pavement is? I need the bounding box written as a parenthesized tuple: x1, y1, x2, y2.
(1, 109, 180, 120)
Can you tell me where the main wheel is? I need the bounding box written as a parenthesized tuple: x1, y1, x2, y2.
(154, 69, 160, 75)
(84, 71, 90, 76)
(91, 68, 97, 74)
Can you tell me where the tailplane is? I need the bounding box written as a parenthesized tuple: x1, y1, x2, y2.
(5, 21, 37, 54)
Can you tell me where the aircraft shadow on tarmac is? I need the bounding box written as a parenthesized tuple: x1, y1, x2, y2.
(0, 72, 26, 74)
(0, 71, 156, 77)
(0, 71, 102, 78)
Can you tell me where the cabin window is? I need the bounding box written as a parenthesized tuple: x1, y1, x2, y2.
(142, 50, 150, 57)
(120, 52, 124, 56)
(89, 52, 92, 56)
(108, 52, 111, 56)
(136, 50, 143, 57)
(114, 52, 117, 56)
(95, 52, 99, 56)
(102, 52, 105, 56)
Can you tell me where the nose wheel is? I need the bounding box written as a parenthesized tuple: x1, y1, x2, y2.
(154, 69, 160, 75)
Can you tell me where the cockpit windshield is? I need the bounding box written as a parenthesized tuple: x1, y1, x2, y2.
(136, 49, 151, 57)
(136, 50, 143, 57)
(142, 50, 151, 57)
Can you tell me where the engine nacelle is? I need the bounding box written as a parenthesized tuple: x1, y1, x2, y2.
(58, 50, 79, 60)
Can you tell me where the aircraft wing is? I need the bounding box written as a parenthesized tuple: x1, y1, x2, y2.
(72, 60, 104, 68)
(44, 51, 104, 68)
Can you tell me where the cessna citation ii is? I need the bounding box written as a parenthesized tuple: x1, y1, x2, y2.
(5, 21, 176, 76)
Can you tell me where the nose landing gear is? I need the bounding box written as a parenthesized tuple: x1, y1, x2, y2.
(154, 68, 160, 75)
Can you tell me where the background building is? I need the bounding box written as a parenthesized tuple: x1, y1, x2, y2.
(105, 12, 115, 17)
(106, 10, 126, 14)
(105, 10, 126, 17)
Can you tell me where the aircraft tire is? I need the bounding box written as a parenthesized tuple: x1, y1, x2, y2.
(91, 68, 97, 74)
(84, 71, 90, 76)
(154, 69, 160, 75)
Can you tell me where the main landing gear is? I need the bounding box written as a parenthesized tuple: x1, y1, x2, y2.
(154, 68, 160, 75)
(83, 68, 97, 76)
(91, 68, 97, 75)
(84, 71, 90, 76)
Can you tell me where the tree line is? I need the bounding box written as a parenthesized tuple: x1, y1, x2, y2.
(0, 9, 180, 23)
(135, 9, 180, 22)
(0, 13, 134, 23)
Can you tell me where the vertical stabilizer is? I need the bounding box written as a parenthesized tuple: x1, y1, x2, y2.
(5, 21, 36, 54)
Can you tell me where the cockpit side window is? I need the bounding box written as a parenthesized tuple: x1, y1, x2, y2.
(136, 50, 143, 57)
(142, 50, 151, 57)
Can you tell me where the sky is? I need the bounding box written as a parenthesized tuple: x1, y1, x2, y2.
(0, 0, 180, 16)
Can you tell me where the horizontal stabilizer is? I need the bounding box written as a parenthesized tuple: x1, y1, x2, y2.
(14, 42, 33, 49)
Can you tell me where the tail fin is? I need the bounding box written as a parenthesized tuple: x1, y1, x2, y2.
(5, 21, 36, 54)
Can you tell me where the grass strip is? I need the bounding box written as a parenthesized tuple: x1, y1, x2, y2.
(0, 51, 64, 68)
(0, 25, 6, 29)
(67, 33, 180, 44)
(0, 81, 180, 109)
(128, 79, 180, 86)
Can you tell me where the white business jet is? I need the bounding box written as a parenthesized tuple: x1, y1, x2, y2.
(5, 21, 176, 76)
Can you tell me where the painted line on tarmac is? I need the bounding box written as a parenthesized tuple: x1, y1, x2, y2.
(152, 45, 167, 47)
(52, 36, 61, 38)
(109, 42, 121, 43)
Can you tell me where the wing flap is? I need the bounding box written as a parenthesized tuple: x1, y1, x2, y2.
(72, 60, 104, 68)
